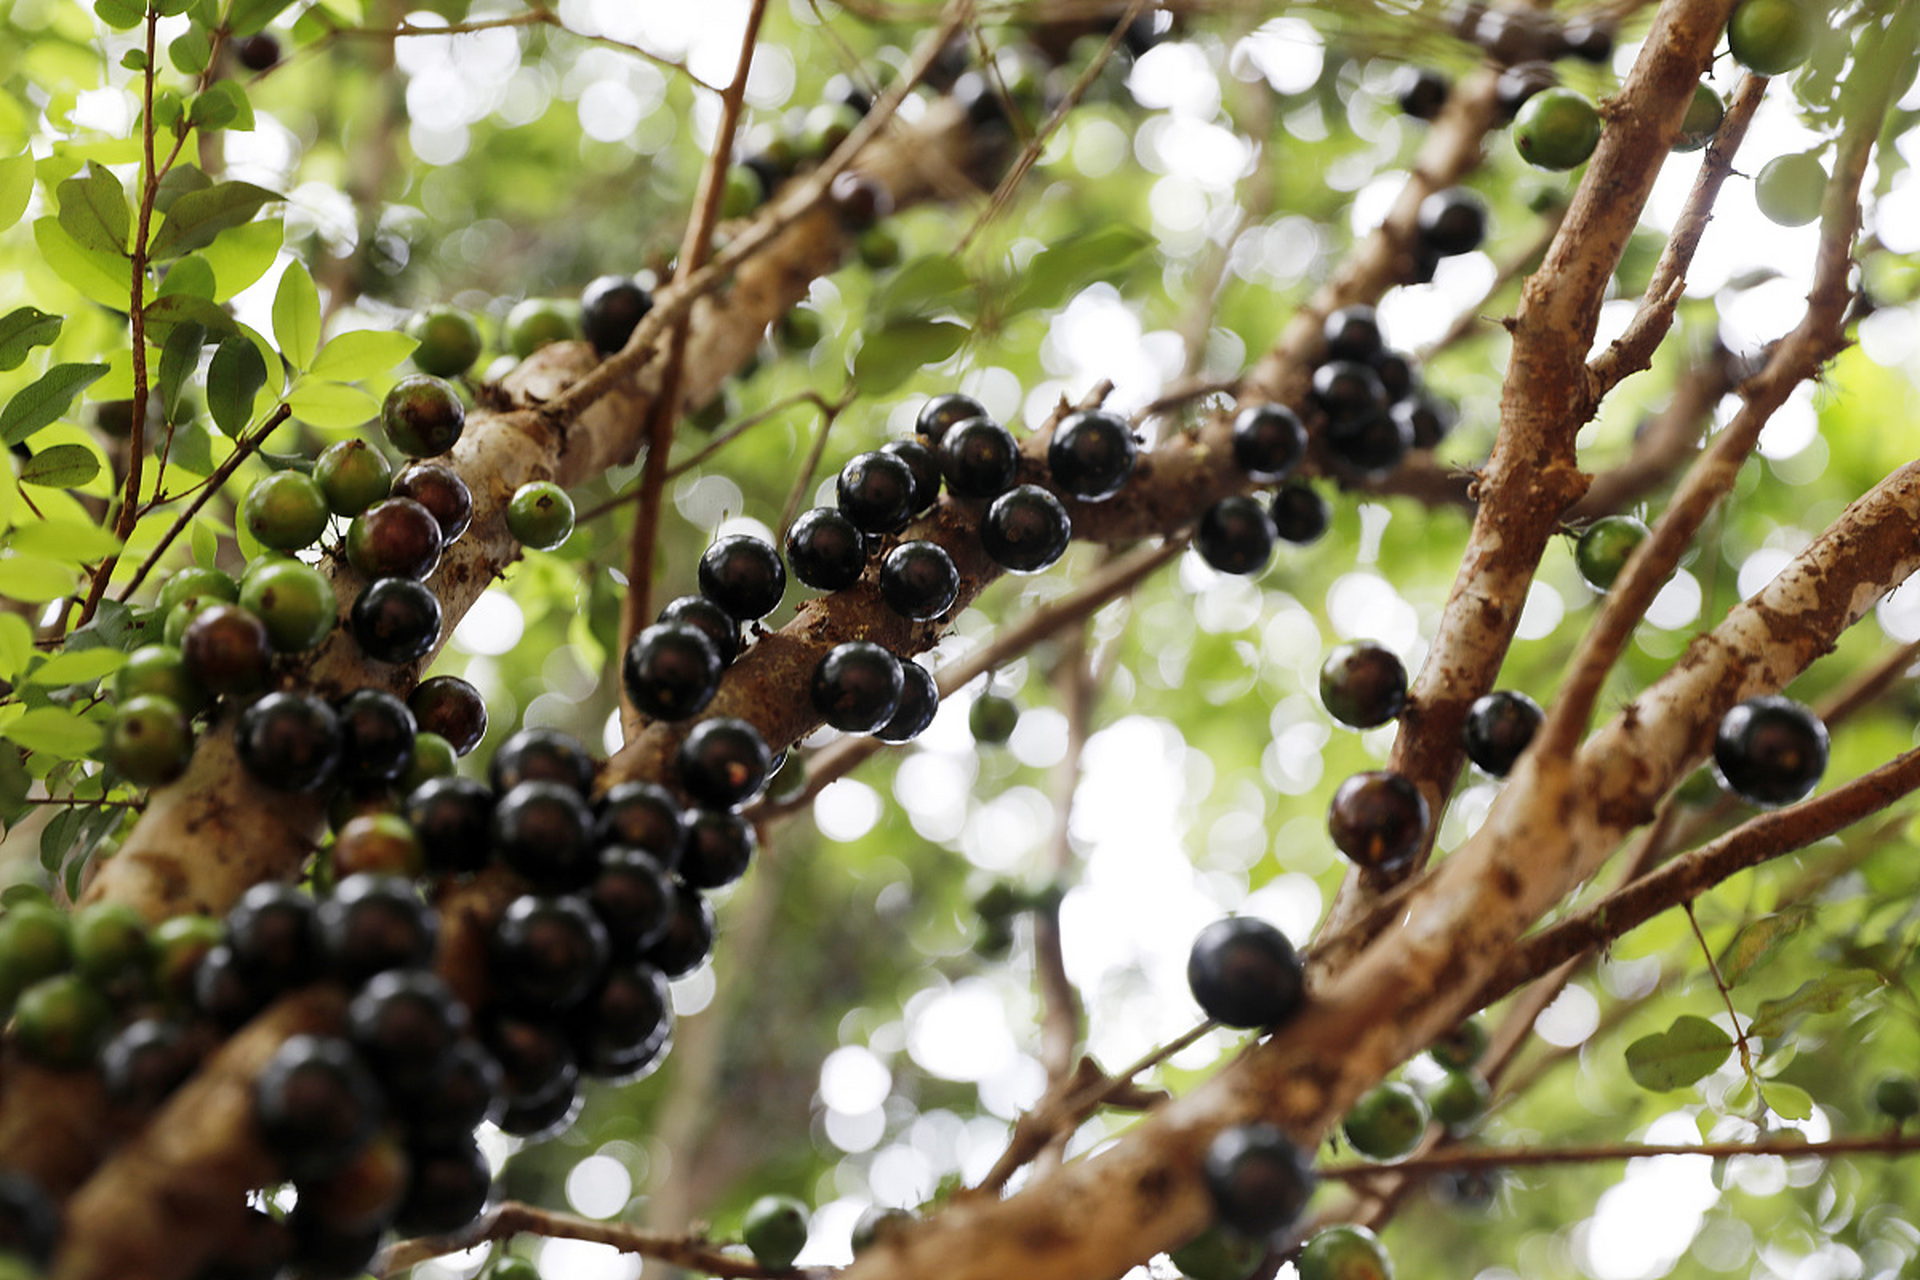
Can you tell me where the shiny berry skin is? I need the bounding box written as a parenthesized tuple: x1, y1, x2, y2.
(677, 717, 772, 809)
(316, 873, 438, 987)
(403, 776, 494, 874)
(107, 693, 193, 787)
(1341, 1081, 1430, 1160)
(1574, 514, 1649, 590)
(879, 539, 960, 620)
(409, 1038, 506, 1148)
(348, 968, 469, 1098)
(500, 1078, 584, 1141)
(624, 622, 723, 722)
(1393, 393, 1455, 450)
(742, 1195, 810, 1272)
(875, 660, 939, 743)
(491, 895, 610, 1010)
(333, 689, 417, 787)
(239, 557, 337, 653)
(493, 781, 598, 891)
(938, 417, 1019, 500)
(981, 484, 1072, 573)
(1728, 0, 1815, 75)
(182, 602, 273, 696)
(643, 882, 716, 978)
(1167, 1227, 1262, 1280)
(916, 393, 987, 443)
(1319, 642, 1408, 729)
(1186, 917, 1305, 1029)
(1201, 1123, 1317, 1237)
(698, 534, 787, 620)
(592, 846, 677, 954)
(1231, 405, 1306, 483)
(254, 1034, 384, 1182)
(658, 594, 740, 667)
(351, 576, 442, 664)
(1311, 360, 1388, 425)
(580, 274, 654, 356)
(1393, 65, 1449, 120)
(786, 507, 869, 592)
(1873, 1074, 1920, 1121)
(1713, 695, 1829, 806)
(1513, 87, 1601, 170)
(405, 304, 484, 379)
(969, 692, 1019, 745)
(391, 462, 474, 540)
(1297, 1225, 1392, 1280)
(838, 450, 919, 534)
(234, 32, 281, 70)
(1560, 14, 1614, 61)
(1426, 1068, 1491, 1129)
(242, 472, 330, 553)
(828, 170, 893, 228)
(1373, 350, 1416, 403)
(1463, 690, 1544, 777)
(0, 901, 71, 997)
(1047, 410, 1137, 502)
(408, 675, 487, 756)
(1494, 60, 1558, 120)
(100, 1016, 199, 1111)
(811, 641, 905, 734)
(193, 943, 269, 1030)
(507, 480, 576, 552)
(286, 1204, 382, 1280)
(71, 900, 151, 993)
(237, 691, 342, 794)
(569, 961, 673, 1081)
(13, 973, 113, 1067)
(1417, 187, 1487, 257)
(1323, 306, 1384, 363)
(1673, 83, 1725, 153)
(301, 1133, 409, 1236)
(1328, 771, 1429, 874)
(1271, 483, 1332, 545)
(1327, 410, 1412, 478)
(490, 727, 594, 794)
(1431, 1017, 1490, 1070)
(1754, 152, 1827, 227)
(483, 1010, 578, 1110)
(881, 438, 942, 514)
(1195, 496, 1276, 576)
(681, 810, 757, 890)
(395, 1137, 491, 1236)
(114, 642, 205, 714)
(595, 782, 686, 866)
(382, 374, 466, 457)
(332, 812, 425, 879)
(225, 881, 320, 993)
(158, 564, 240, 616)
(346, 498, 443, 581)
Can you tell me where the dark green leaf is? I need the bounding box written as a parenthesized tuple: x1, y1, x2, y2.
(0, 752, 31, 828)
(230, 0, 298, 35)
(93, 0, 143, 28)
(207, 334, 268, 435)
(149, 180, 279, 260)
(158, 320, 208, 421)
(151, 90, 185, 131)
(168, 27, 212, 76)
(56, 161, 131, 256)
(1717, 906, 1813, 987)
(1748, 970, 1884, 1039)
(1008, 225, 1154, 313)
(259, 450, 317, 474)
(170, 415, 218, 474)
(189, 81, 255, 134)
(19, 444, 102, 489)
(0, 362, 111, 445)
(153, 165, 212, 217)
(851, 318, 971, 395)
(121, 49, 149, 70)
(143, 295, 236, 347)
(874, 255, 977, 321)
(157, 255, 217, 300)
(1624, 1015, 1733, 1091)
(0, 307, 64, 372)
(64, 600, 140, 655)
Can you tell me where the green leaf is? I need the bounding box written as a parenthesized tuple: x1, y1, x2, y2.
(1748, 970, 1884, 1039)
(230, 0, 297, 34)
(19, 444, 102, 490)
(157, 254, 217, 300)
(158, 321, 208, 422)
(56, 161, 131, 255)
(0, 153, 33, 234)
(93, 0, 143, 28)
(0, 555, 79, 603)
(1764, 1081, 1814, 1122)
(9, 517, 122, 563)
(0, 308, 64, 372)
(851, 318, 971, 395)
(148, 180, 279, 260)
(1718, 906, 1813, 987)
(121, 49, 149, 71)
(0, 613, 32, 681)
(285, 380, 377, 429)
(1624, 1015, 1733, 1091)
(34, 217, 134, 309)
(63, 599, 143, 655)
(190, 517, 219, 568)
(168, 26, 212, 76)
(143, 295, 237, 348)
(0, 362, 111, 445)
(207, 334, 269, 436)
(27, 647, 127, 687)
(874, 255, 976, 320)
(273, 262, 321, 371)
(1008, 225, 1154, 313)
(309, 329, 417, 382)
(189, 81, 255, 133)
(197, 219, 283, 300)
(153, 165, 212, 217)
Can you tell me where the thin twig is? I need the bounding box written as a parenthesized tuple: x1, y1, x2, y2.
(1321, 1130, 1920, 1181)
(377, 1202, 794, 1277)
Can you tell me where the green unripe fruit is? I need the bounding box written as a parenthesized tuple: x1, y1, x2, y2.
(741, 1194, 809, 1271)
(406, 306, 485, 378)
(162, 598, 220, 648)
(1341, 1080, 1430, 1160)
(13, 973, 113, 1068)
(0, 902, 74, 1004)
(1874, 1073, 1920, 1121)
(398, 732, 457, 793)
(107, 694, 195, 787)
(506, 298, 578, 359)
(800, 103, 861, 158)
(779, 308, 825, 350)
(1513, 88, 1601, 170)
(721, 165, 764, 218)
(242, 472, 331, 552)
(314, 439, 395, 517)
(382, 374, 467, 458)
(240, 558, 338, 653)
(331, 813, 426, 879)
(151, 913, 222, 1005)
(113, 645, 206, 715)
(969, 693, 1019, 745)
(857, 226, 902, 270)
(70, 901, 151, 990)
(156, 566, 239, 617)
(1754, 153, 1827, 227)
(1167, 1226, 1263, 1280)
(1297, 1225, 1394, 1280)
(489, 1260, 540, 1280)
(1574, 514, 1649, 590)
(1728, 0, 1816, 76)
(1429, 1017, 1490, 1070)
(506, 481, 575, 552)
(1425, 1068, 1491, 1130)
(1672, 84, 1725, 153)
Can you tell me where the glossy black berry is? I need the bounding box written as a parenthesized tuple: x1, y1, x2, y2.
(404, 776, 494, 875)
(981, 484, 1071, 573)
(1373, 349, 1417, 403)
(347, 968, 468, 1099)
(1047, 410, 1137, 502)
(916, 393, 988, 443)
(490, 728, 594, 795)
(1394, 65, 1450, 120)
(1560, 14, 1614, 62)
(254, 1034, 384, 1182)
(786, 507, 869, 592)
(810, 640, 905, 734)
(880, 438, 942, 514)
(1320, 643, 1408, 729)
(677, 717, 772, 809)
(1311, 360, 1389, 425)
(225, 881, 320, 994)
(591, 846, 677, 954)
(624, 622, 723, 722)
(595, 782, 685, 866)
(351, 577, 443, 665)
(643, 882, 716, 978)
(498, 1075, 582, 1141)
(334, 689, 418, 787)
(1186, 917, 1306, 1029)
(1418, 187, 1488, 257)
(490, 894, 610, 1010)
(382, 374, 466, 458)
(1202, 1123, 1317, 1237)
(657, 595, 740, 667)
(1463, 690, 1544, 777)
(1714, 695, 1829, 807)
(408, 1038, 506, 1149)
(408, 676, 487, 757)
(1330, 411, 1412, 478)
(395, 1138, 491, 1236)
(285, 1205, 383, 1280)
(1231, 405, 1306, 483)
(1196, 496, 1277, 576)
(938, 417, 1019, 500)
(482, 1010, 578, 1110)
(1328, 771, 1429, 874)
(698, 534, 787, 620)
(1393, 393, 1456, 449)
(1323, 306, 1384, 363)
(569, 962, 673, 1081)
(681, 810, 757, 890)
(827, 170, 893, 228)
(346, 497, 443, 581)
(1494, 60, 1558, 119)
(1271, 483, 1331, 544)
(0, 1172, 59, 1269)
(193, 942, 269, 1030)
(580, 274, 653, 356)
(493, 780, 598, 891)
(879, 540, 960, 620)
(875, 660, 939, 743)
(391, 462, 473, 541)
(100, 1016, 200, 1111)
(838, 450, 919, 534)
(202, 1207, 291, 1280)
(316, 873, 439, 987)
(234, 32, 281, 71)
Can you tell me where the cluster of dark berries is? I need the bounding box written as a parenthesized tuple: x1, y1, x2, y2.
(1314, 643, 1429, 875)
